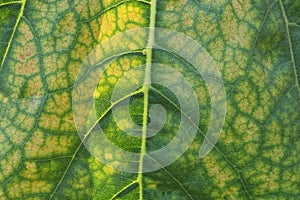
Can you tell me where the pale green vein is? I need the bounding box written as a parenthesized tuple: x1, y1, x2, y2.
(150, 86, 252, 199)
(250, 0, 276, 56)
(0, 1, 22, 8)
(110, 180, 139, 200)
(146, 154, 194, 200)
(49, 49, 144, 198)
(279, 0, 300, 96)
(289, 22, 300, 28)
(0, 0, 26, 72)
(77, 51, 143, 83)
(137, 0, 156, 199)
(49, 88, 143, 199)
(82, 0, 150, 23)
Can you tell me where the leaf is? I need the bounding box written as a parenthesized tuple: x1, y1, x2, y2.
(0, 0, 299, 199)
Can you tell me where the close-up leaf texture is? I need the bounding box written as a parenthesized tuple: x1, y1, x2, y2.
(0, 0, 299, 199)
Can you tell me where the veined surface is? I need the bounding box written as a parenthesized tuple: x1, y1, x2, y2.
(0, 0, 299, 199)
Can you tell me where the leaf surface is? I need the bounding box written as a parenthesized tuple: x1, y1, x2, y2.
(0, 0, 299, 199)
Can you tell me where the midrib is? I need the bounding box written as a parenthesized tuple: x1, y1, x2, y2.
(137, 0, 157, 199)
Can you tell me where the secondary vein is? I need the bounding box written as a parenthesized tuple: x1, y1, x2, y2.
(279, 0, 300, 96)
(49, 89, 143, 199)
(0, 1, 22, 8)
(150, 86, 252, 199)
(110, 180, 139, 200)
(0, 0, 26, 72)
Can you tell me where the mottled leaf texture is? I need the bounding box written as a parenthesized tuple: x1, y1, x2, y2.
(0, 0, 299, 199)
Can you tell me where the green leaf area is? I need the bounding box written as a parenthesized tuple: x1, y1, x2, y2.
(0, 0, 299, 199)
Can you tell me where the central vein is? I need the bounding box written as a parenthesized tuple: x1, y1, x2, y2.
(137, 0, 157, 199)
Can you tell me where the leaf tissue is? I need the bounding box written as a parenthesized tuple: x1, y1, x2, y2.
(0, 0, 299, 199)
